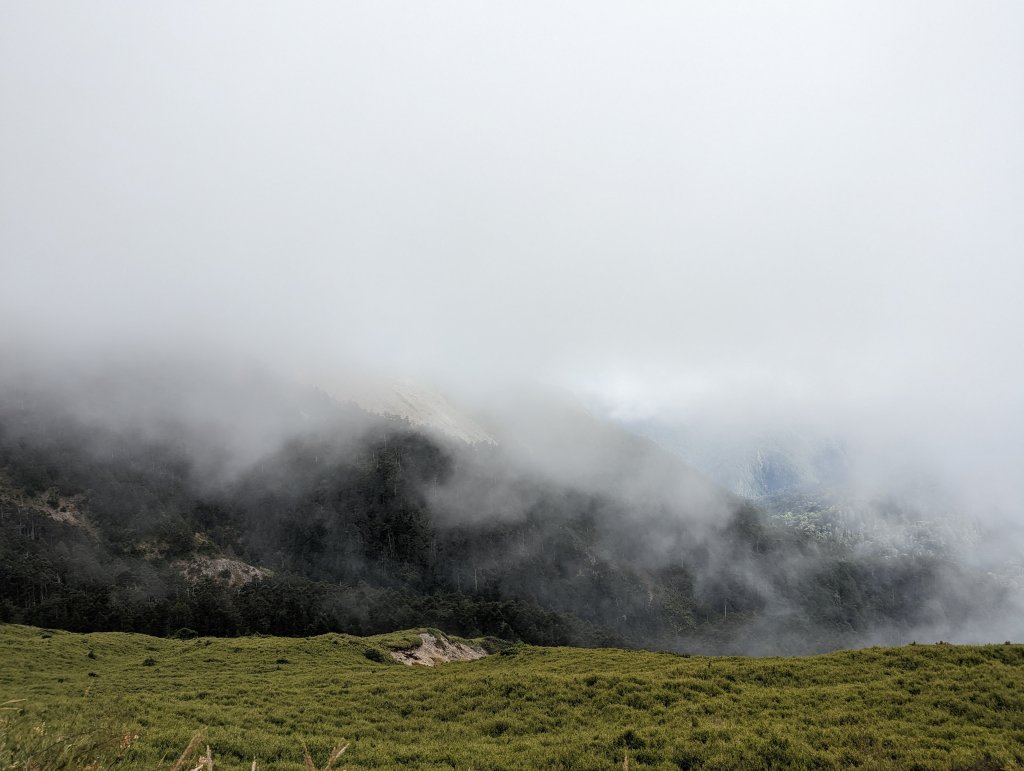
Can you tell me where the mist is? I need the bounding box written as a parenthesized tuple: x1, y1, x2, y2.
(1, 3, 1022, 650)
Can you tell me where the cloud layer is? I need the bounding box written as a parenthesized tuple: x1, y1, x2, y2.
(2, 2, 1022, 511)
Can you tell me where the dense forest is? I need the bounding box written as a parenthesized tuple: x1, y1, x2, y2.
(0, 363, 1009, 653)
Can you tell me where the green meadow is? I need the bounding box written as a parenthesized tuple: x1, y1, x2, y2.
(1, 624, 1022, 770)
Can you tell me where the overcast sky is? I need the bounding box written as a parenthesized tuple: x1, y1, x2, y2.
(2, 2, 1023, 501)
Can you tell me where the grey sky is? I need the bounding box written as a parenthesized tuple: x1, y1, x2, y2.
(2, 2, 1023, 505)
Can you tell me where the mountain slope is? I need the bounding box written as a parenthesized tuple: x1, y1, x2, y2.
(0, 360, 1015, 653)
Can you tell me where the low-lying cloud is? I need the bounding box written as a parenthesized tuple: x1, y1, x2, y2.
(2, 3, 1022, 573)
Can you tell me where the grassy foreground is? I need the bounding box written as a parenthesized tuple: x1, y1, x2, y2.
(1, 624, 1022, 770)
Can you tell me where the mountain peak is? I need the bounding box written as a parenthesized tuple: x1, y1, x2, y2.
(311, 374, 496, 445)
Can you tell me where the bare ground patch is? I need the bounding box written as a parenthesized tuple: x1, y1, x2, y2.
(390, 632, 488, 666)
(178, 556, 271, 587)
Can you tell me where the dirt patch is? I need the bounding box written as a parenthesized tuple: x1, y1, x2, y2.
(390, 633, 489, 666)
(0, 473, 94, 533)
(179, 556, 271, 587)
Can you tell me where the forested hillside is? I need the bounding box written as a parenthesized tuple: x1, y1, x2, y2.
(0, 363, 1011, 653)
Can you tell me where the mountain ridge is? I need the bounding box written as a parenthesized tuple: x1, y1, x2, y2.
(0, 360, 1016, 653)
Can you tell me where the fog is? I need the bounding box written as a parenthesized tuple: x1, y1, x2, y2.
(1, 3, 1022, 646)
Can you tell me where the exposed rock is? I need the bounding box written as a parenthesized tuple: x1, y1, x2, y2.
(0, 473, 93, 532)
(390, 632, 488, 666)
(179, 556, 271, 587)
